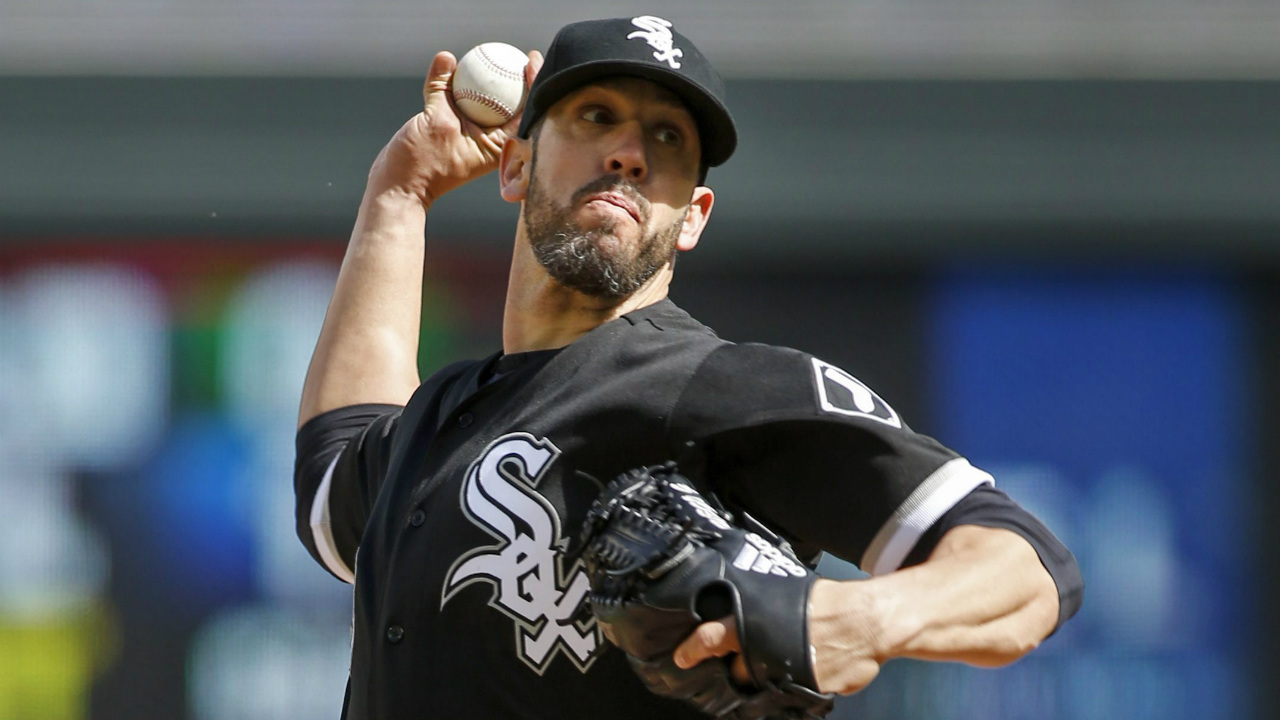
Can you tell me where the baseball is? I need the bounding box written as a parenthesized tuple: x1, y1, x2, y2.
(450, 42, 530, 127)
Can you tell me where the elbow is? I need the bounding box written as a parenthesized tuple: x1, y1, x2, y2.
(1000, 619, 1050, 665)
(975, 573, 1062, 668)
(1028, 575, 1063, 642)
(968, 626, 1047, 668)
(1014, 559, 1066, 654)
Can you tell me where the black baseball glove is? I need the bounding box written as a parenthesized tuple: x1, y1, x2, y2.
(578, 463, 836, 720)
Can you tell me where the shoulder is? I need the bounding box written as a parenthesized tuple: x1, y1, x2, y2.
(576, 298, 728, 373)
(422, 355, 491, 386)
(615, 298, 722, 347)
(672, 342, 905, 435)
(416, 354, 494, 404)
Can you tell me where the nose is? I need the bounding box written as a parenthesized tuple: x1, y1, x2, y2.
(604, 122, 647, 181)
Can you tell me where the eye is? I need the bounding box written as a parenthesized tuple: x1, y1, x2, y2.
(581, 106, 614, 124)
(654, 125, 683, 147)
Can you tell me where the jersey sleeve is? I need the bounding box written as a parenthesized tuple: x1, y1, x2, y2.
(902, 484, 1085, 630)
(668, 343, 994, 574)
(295, 403, 403, 583)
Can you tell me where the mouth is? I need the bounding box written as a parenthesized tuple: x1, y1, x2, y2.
(583, 191, 641, 224)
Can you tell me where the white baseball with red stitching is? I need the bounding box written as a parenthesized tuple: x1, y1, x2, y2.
(450, 42, 529, 127)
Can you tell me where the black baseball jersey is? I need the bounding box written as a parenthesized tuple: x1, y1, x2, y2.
(294, 299, 1079, 720)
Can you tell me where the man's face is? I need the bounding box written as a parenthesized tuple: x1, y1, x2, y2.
(520, 77, 704, 300)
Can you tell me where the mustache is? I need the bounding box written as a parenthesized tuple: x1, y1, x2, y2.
(570, 175, 651, 223)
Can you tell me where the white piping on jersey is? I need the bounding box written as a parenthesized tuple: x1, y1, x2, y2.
(310, 453, 356, 584)
(860, 457, 994, 576)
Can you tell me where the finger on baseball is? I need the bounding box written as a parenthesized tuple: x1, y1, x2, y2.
(422, 51, 458, 106)
(525, 50, 544, 88)
(497, 51, 544, 135)
(673, 617, 739, 669)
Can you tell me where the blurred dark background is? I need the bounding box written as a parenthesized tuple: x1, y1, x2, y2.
(2, 2, 1278, 719)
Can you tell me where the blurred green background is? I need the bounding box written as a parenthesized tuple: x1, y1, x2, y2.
(2, 2, 1279, 719)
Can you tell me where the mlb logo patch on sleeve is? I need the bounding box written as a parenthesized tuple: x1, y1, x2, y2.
(811, 358, 902, 428)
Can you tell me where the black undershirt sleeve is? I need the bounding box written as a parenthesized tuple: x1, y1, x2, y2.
(901, 484, 1084, 630)
(294, 403, 403, 580)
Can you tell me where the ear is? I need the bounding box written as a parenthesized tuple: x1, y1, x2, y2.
(499, 136, 532, 203)
(676, 185, 715, 253)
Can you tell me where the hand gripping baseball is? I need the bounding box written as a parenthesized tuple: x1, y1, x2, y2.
(369, 49, 542, 207)
(579, 464, 836, 720)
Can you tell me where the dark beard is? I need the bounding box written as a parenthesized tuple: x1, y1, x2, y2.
(524, 171, 685, 301)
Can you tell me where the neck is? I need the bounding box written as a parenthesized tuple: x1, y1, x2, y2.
(501, 241, 673, 354)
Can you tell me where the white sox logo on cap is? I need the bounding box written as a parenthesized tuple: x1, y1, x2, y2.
(517, 16, 737, 168)
(627, 15, 683, 69)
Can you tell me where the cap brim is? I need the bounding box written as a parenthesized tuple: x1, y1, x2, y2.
(519, 59, 737, 169)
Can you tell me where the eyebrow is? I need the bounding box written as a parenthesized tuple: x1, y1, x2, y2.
(588, 78, 692, 115)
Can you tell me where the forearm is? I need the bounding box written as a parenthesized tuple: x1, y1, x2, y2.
(810, 525, 1060, 692)
(298, 51, 540, 428)
(298, 187, 428, 426)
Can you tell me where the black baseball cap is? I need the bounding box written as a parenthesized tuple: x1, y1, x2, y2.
(517, 16, 737, 170)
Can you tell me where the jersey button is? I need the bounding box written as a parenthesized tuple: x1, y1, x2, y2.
(457, 412, 474, 428)
(409, 509, 426, 527)
(386, 625, 405, 643)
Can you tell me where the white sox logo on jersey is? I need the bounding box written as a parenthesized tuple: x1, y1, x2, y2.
(441, 433, 600, 674)
(811, 358, 902, 428)
(628, 16, 683, 69)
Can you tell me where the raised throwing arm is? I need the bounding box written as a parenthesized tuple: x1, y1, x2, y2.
(298, 50, 541, 427)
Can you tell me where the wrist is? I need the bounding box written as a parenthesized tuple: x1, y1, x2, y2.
(363, 140, 445, 213)
(361, 185, 430, 224)
(811, 577, 921, 661)
(805, 578, 894, 695)
(347, 186, 431, 255)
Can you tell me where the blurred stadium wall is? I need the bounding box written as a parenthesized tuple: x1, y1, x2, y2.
(2, 2, 1278, 719)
